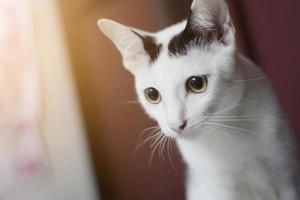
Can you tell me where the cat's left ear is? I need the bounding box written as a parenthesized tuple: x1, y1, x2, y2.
(98, 19, 157, 74)
(190, 0, 235, 45)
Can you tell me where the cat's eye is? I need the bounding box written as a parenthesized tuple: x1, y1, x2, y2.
(144, 87, 161, 104)
(186, 75, 208, 93)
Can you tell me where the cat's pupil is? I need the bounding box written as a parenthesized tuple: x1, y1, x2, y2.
(148, 88, 158, 100)
(190, 77, 203, 89)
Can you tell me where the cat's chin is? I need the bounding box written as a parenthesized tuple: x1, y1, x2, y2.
(163, 128, 203, 141)
(178, 131, 201, 140)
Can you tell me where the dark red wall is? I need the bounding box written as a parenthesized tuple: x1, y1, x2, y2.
(237, 0, 300, 141)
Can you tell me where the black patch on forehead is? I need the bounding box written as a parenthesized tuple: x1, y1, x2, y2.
(132, 31, 162, 63)
(168, 13, 223, 57)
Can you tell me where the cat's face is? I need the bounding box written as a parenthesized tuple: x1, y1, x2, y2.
(134, 41, 238, 139)
(98, 0, 238, 139)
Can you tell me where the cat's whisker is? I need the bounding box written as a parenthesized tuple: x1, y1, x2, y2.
(150, 133, 164, 152)
(166, 137, 180, 175)
(135, 128, 161, 154)
(150, 132, 164, 148)
(203, 122, 259, 137)
(205, 114, 260, 119)
(184, 101, 259, 127)
(188, 115, 259, 127)
(136, 126, 160, 147)
(234, 76, 266, 82)
(166, 137, 172, 163)
(168, 137, 180, 176)
(137, 126, 160, 144)
(207, 124, 255, 143)
(206, 101, 256, 118)
(206, 118, 257, 122)
(140, 125, 159, 136)
(137, 126, 159, 144)
(151, 134, 180, 173)
(136, 133, 157, 151)
(150, 132, 165, 166)
(160, 135, 168, 161)
(158, 135, 165, 161)
(119, 100, 140, 104)
(152, 132, 164, 147)
(148, 133, 161, 168)
(205, 126, 241, 144)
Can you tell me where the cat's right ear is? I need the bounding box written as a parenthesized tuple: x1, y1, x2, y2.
(189, 0, 236, 46)
(97, 19, 149, 74)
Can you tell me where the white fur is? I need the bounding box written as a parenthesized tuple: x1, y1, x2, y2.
(98, 0, 299, 199)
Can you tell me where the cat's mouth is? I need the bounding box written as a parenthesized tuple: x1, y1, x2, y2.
(168, 120, 206, 139)
(159, 117, 208, 139)
(168, 124, 202, 139)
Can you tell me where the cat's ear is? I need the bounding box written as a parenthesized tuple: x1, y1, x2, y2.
(189, 0, 235, 45)
(97, 19, 152, 73)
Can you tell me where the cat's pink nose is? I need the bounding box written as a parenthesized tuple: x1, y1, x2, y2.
(170, 120, 187, 133)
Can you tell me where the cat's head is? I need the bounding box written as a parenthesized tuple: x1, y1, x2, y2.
(98, 0, 242, 139)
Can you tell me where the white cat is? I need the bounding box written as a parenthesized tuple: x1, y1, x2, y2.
(97, 0, 299, 199)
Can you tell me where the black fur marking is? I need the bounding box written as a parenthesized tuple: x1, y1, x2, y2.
(132, 31, 162, 63)
(168, 12, 223, 57)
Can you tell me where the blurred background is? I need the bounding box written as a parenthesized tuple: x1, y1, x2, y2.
(0, 0, 299, 200)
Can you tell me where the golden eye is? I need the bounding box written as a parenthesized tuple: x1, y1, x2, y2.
(186, 75, 208, 93)
(144, 87, 162, 104)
